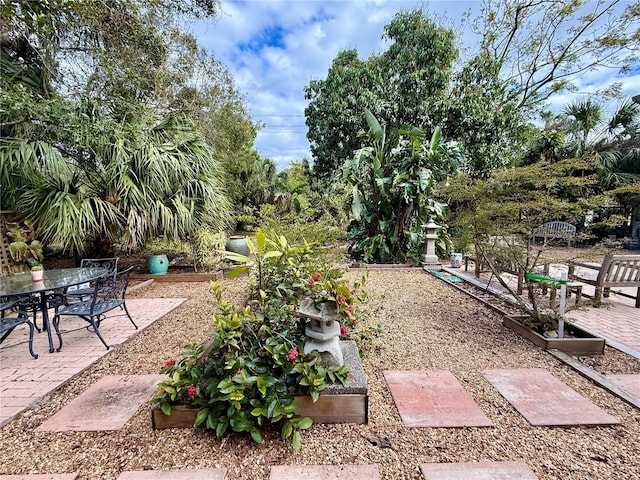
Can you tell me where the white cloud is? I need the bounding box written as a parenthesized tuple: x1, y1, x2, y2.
(192, 0, 636, 171)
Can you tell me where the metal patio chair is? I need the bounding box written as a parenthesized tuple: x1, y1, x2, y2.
(0, 300, 38, 358)
(52, 267, 137, 351)
(65, 257, 119, 302)
(1, 294, 43, 332)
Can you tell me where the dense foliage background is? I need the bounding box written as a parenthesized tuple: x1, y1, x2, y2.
(1, 0, 638, 263)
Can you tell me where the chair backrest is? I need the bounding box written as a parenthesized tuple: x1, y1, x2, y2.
(598, 254, 640, 285)
(96, 266, 134, 302)
(80, 257, 119, 277)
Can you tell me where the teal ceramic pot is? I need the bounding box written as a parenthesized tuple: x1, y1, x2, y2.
(225, 236, 250, 257)
(148, 254, 169, 275)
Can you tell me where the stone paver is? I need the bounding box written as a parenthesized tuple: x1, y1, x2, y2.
(117, 469, 227, 479)
(0, 475, 78, 480)
(481, 368, 619, 426)
(36, 374, 166, 432)
(0, 298, 185, 427)
(567, 293, 640, 356)
(606, 374, 640, 398)
(420, 461, 538, 479)
(269, 465, 380, 479)
(383, 370, 493, 427)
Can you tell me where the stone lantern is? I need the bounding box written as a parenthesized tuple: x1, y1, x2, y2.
(420, 220, 442, 271)
(297, 298, 344, 366)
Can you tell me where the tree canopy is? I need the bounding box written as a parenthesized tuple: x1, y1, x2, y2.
(305, 10, 457, 181)
(472, 0, 640, 109)
(305, 2, 639, 181)
(1, 0, 256, 256)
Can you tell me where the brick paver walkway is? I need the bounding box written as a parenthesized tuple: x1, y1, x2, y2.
(0, 298, 185, 426)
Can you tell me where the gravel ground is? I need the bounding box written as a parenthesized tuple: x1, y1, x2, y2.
(1, 267, 639, 479)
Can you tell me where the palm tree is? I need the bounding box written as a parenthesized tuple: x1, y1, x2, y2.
(561, 98, 604, 157)
(554, 97, 640, 189)
(594, 99, 640, 189)
(1, 111, 231, 256)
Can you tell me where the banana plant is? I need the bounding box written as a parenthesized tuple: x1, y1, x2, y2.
(343, 108, 459, 263)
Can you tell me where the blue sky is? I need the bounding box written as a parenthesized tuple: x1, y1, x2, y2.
(193, 0, 639, 171)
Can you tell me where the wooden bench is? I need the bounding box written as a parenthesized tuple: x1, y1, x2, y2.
(531, 221, 576, 246)
(464, 253, 526, 294)
(568, 254, 640, 308)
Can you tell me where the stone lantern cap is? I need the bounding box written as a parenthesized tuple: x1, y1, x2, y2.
(297, 298, 340, 322)
(422, 220, 440, 230)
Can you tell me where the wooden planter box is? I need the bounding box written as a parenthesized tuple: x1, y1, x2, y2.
(131, 271, 223, 282)
(151, 393, 368, 429)
(151, 340, 368, 428)
(503, 315, 605, 355)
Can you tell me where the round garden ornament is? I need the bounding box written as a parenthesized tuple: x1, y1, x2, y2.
(148, 254, 169, 275)
(225, 236, 250, 257)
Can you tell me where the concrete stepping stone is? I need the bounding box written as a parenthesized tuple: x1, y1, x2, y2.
(269, 465, 380, 479)
(0, 475, 78, 479)
(383, 370, 493, 427)
(606, 374, 640, 398)
(420, 461, 537, 479)
(481, 368, 619, 426)
(117, 469, 227, 479)
(36, 375, 165, 432)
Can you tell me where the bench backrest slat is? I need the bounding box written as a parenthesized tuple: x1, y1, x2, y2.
(599, 255, 640, 286)
(535, 221, 576, 237)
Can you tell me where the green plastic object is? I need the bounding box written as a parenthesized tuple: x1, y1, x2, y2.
(525, 272, 567, 285)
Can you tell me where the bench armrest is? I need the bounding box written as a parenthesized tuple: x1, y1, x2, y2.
(568, 261, 601, 274)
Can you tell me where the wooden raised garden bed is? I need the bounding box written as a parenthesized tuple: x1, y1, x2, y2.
(151, 340, 368, 428)
(151, 393, 368, 429)
(503, 315, 605, 355)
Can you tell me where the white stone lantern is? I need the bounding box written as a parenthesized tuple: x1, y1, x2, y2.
(297, 298, 344, 366)
(420, 220, 442, 270)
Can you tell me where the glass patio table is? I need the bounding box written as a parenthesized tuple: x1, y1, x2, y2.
(0, 267, 107, 353)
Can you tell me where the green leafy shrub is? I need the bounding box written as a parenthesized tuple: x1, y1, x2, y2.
(152, 229, 371, 450)
(227, 230, 372, 354)
(258, 204, 345, 248)
(191, 229, 226, 271)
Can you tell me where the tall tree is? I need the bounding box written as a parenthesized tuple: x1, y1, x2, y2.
(559, 97, 640, 189)
(562, 99, 605, 157)
(445, 52, 531, 178)
(472, 0, 640, 109)
(305, 9, 457, 181)
(0, 0, 252, 256)
(378, 9, 457, 129)
(304, 50, 382, 181)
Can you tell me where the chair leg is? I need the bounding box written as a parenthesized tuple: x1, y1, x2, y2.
(26, 319, 38, 359)
(0, 329, 12, 344)
(594, 287, 603, 305)
(52, 314, 63, 352)
(122, 304, 138, 329)
(0, 321, 38, 359)
(32, 310, 42, 333)
(516, 270, 523, 295)
(54, 314, 110, 351)
(86, 315, 110, 350)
